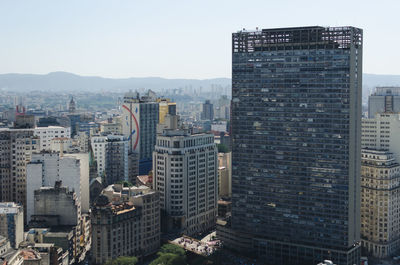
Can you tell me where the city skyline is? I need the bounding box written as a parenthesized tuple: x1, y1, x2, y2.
(0, 0, 399, 79)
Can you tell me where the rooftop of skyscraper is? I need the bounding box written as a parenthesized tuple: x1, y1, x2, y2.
(372, 86, 400, 96)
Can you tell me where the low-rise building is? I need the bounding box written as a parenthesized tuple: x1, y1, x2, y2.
(27, 181, 90, 264)
(26, 228, 74, 264)
(0, 236, 10, 256)
(99, 121, 122, 135)
(49, 138, 72, 153)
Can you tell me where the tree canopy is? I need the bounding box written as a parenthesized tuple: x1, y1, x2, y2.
(104, 256, 138, 265)
(150, 244, 187, 265)
(158, 244, 186, 257)
(116, 180, 134, 187)
(149, 253, 186, 265)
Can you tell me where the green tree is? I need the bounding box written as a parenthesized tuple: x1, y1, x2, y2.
(158, 244, 186, 257)
(104, 256, 138, 265)
(149, 253, 186, 265)
(116, 180, 133, 187)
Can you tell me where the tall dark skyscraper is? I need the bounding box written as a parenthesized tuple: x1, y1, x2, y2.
(230, 26, 362, 265)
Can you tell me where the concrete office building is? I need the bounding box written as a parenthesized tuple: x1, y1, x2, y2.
(218, 152, 232, 198)
(368, 87, 400, 118)
(158, 98, 177, 124)
(128, 153, 139, 185)
(76, 122, 99, 136)
(362, 113, 400, 162)
(153, 129, 218, 235)
(91, 135, 129, 185)
(218, 167, 230, 198)
(32, 183, 80, 227)
(201, 100, 214, 121)
(225, 26, 363, 265)
(99, 121, 122, 135)
(0, 129, 39, 214)
(76, 131, 89, 153)
(91, 184, 160, 264)
(121, 90, 159, 175)
(0, 202, 24, 248)
(26, 152, 89, 223)
(29, 182, 89, 264)
(14, 114, 35, 129)
(361, 150, 400, 258)
(33, 126, 71, 151)
(105, 135, 129, 185)
(49, 137, 72, 153)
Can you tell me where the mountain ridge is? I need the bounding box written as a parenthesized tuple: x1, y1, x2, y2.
(1, 72, 400, 97)
(0, 72, 230, 93)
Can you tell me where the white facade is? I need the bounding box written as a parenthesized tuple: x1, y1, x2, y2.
(26, 152, 90, 223)
(362, 113, 400, 162)
(91, 136, 107, 176)
(368, 87, 400, 118)
(211, 121, 228, 132)
(34, 126, 71, 151)
(50, 137, 72, 153)
(121, 91, 159, 161)
(153, 130, 218, 235)
(100, 122, 122, 135)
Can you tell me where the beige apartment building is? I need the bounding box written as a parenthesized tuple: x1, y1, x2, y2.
(153, 129, 218, 236)
(361, 149, 400, 258)
(91, 184, 160, 264)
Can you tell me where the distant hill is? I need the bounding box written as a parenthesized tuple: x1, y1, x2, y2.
(0, 72, 399, 99)
(0, 72, 231, 93)
(363, 73, 400, 87)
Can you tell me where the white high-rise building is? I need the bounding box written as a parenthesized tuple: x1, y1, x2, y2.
(362, 113, 400, 162)
(121, 90, 159, 175)
(153, 129, 217, 235)
(26, 152, 89, 223)
(34, 126, 71, 151)
(91, 136, 107, 176)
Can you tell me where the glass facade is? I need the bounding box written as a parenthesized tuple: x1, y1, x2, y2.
(231, 26, 362, 265)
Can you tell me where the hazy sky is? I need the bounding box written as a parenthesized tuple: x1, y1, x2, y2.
(0, 0, 399, 79)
